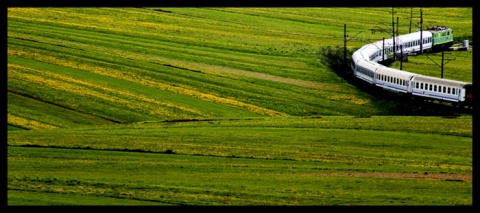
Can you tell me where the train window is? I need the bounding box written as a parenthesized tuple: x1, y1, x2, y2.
(434, 85, 437, 92)
(420, 83, 424, 90)
(448, 87, 451, 94)
(453, 89, 456, 95)
(443, 86, 446, 93)
(429, 84, 432, 91)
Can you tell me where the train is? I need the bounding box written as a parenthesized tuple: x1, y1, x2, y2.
(350, 26, 473, 107)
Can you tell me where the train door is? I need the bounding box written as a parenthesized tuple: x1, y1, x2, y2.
(458, 88, 466, 102)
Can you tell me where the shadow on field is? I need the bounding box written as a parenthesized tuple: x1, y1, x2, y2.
(316, 46, 470, 116)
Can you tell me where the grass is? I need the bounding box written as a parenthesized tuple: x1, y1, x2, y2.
(7, 7, 473, 206)
(8, 116, 472, 205)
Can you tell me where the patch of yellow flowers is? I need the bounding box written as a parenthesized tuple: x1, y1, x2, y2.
(8, 114, 57, 130)
(328, 94, 370, 105)
(9, 48, 287, 117)
(8, 63, 209, 118)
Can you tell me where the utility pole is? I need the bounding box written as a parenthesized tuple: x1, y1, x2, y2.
(400, 45, 403, 70)
(397, 16, 400, 60)
(397, 17, 399, 38)
(391, 8, 396, 60)
(404, 8, 423, 54)
(409, 8, 413, 33)
(382, 37, 385, 61)
(344, 24, 347, 67)
(440, 52, 455, 78)
(420, 8, 423, 54)
(424, 51, 455, 78)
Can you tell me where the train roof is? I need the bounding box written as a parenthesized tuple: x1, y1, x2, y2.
(397, 31, 432, 43)
(356, 58, 382, 68)
(356, 43, 382, 60)
(411, 75, 471, 87)
(375, 66, 418, 79)
(380, 31, 432, 46)
(427, 26, 451, 32)
(351, 51, 364, 63)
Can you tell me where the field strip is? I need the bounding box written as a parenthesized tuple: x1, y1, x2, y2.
(95, 46, 345, 92)
(8, 64, 209, 119)
(8, 89, 123, 124)
(108, 50, 344, 91)
(170, 60, 341, 90)
(8, 29, 341, 91)
(8, 24, 314, 74)
(9, 48, 288, 117)
(9, 63, 211, 117)
(304, 172, 472, 182)
(7, 114, 58, 130)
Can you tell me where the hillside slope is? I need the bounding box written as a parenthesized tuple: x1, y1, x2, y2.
(7, 8, 473, 129)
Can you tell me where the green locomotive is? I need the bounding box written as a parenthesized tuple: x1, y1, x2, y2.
(428, 26, 454, 51)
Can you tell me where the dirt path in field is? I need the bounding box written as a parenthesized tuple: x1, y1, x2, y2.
(150, 55, 347, 92)
(306, 172, 472, 182)
(195, 62, 343, 91)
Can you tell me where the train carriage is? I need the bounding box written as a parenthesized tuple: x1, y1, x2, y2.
(353, 59, 380, 84)
(411, 75, 472, 103)
(374, 66, 418, 93)
(356, 43, 385, 62)
(395, 31, 433, 54)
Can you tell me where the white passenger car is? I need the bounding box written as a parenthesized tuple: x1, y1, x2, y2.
(411, 75, 471, 102)
(374, 66, 418, 93)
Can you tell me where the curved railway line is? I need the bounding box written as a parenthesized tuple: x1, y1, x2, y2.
(350, 26, 473, 114)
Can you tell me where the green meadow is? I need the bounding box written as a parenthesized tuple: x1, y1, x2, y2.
(7, 7, 472, 205)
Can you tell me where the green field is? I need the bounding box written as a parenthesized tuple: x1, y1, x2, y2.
(7, 7, 473, 206)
